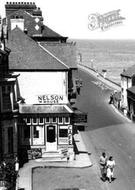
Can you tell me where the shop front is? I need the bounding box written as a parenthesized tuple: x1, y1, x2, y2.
(18, 104, 74, 161)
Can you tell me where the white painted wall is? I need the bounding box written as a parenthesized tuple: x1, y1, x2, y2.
(15, 71, 68, 104)
(121, 76, 132, 108)
(11, 19, 24, 31)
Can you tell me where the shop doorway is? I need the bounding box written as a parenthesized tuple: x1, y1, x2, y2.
(46, 125, 57, 151)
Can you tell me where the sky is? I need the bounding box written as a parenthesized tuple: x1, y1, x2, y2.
(0, 0, 135, 39)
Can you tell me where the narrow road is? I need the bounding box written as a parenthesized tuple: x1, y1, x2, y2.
(75, 68, 135, 190)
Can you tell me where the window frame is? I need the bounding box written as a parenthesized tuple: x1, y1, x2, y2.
(33, 126, 39, 138)
(59, 126, 68, 138)
(32, 118, 38, 125)
(58, 117, 63, 124)
(26, 117, 31, 125)
(39, 117, 44, 125)
(52, 117, 57, 123)
(45, 117, 50, 123)
(64, 116, 70, 124)
(1, 85, 12, 112)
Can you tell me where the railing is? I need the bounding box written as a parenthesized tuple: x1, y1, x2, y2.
(78, 63, 121, 88)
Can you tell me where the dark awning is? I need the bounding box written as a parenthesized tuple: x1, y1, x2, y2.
(72, 108, 87, 123)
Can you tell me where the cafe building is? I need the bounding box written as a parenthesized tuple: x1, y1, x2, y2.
(7, 27, 77, 161)
(5, 1, 87, 162)
(5, 1, 79, 107)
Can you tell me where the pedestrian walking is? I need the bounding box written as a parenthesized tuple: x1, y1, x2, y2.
(15, 157, 19, 174)
(109, 93, 113, 104)
(106, 156, 116, 183)
(77, 86, 80, 95)
(99, 152, 107, 181)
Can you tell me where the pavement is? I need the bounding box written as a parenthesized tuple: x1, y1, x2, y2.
(17, 131, 92, 190)
(16, 64, 122, 190)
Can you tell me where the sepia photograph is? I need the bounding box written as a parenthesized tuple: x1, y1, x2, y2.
(0, 0, 135, 189)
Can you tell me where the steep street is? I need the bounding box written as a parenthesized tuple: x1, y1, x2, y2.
(75, 68, 135, 190)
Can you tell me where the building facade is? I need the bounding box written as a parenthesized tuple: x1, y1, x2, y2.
(5, 1, 79, 105)
(127, 86, 135, 120)
(4, 1, 87, 162)
(0, 18, 18, 161)
(121, 66, 135, 109)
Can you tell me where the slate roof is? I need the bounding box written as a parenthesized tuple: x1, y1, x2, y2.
(121, 64, 135, 78)
(6, 9, 66, 39)
(41, 24, 64, 38)
(19, 104, 73, 114)
(7, 27, 69, 71)
(40, 42, 77, 69)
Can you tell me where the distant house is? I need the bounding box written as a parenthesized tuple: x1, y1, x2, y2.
(120, 65, 135, 110)
(127, 86, 135, 120)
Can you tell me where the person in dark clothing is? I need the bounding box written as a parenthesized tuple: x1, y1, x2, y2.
(99, 152, 107, 181)
(109, 93, 113, 104)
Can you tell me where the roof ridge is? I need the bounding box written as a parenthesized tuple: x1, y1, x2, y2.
(38, 42, 69, 69)
(6, 9, 24, 18)
(24, 10, 42, 18)
(6, 9, 41, 18)
(8, 28, 68, 70)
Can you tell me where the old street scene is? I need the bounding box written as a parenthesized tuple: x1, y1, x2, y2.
(1, 1, 135, 190)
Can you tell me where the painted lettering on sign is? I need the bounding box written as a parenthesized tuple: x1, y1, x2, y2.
(38, 95, 64, 104)
(68, 125, 72, 145)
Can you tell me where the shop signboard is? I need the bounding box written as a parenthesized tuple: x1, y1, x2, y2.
(37, 94, 67, 104)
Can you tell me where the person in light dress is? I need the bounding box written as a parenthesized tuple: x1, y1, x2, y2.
(106, 156, 116, 183)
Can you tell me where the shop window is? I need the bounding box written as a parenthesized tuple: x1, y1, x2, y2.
(64, 117, 70, 124)
(59, 126, 68, 138)
(32, 118, 37, 124)
(58, 117, 63, 124)
(33, 126, 39, 138)
(24, 126, 30, 138)
(39, 117, 44, 124)
(52, 117, 57, 123)
(45, 117, 50, 123)
(26, 118, 31, 125)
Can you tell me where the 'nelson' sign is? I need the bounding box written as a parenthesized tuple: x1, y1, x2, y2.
(38, 94, 65, 104)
